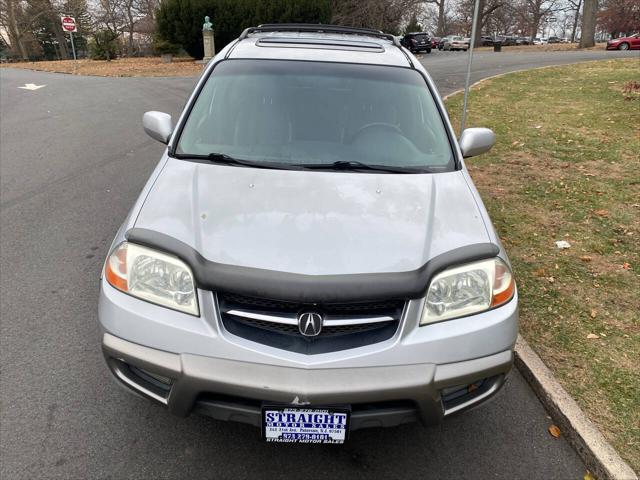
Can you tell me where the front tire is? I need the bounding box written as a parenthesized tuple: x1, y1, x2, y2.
(618, 42, 630, 50)
(426, 48, 431, 54)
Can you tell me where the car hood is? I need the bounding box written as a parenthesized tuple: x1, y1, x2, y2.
(133, 158, 490, 275)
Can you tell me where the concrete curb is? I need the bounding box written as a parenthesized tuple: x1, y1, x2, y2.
(515, 335, 638, 480)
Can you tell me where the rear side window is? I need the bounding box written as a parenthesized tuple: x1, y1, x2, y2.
(177, 60, 454, 172)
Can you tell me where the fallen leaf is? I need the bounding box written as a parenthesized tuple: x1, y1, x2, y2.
(590, 309, 597, 318)
(599, 332, 607, 337)
(593, 209, 609, 217)
(533, 268, 547, 277)
(622, 262, 631, 270)
(580, 256, 592, 262)
(587, 333, 599, 339)
(548, 424, 561, 437)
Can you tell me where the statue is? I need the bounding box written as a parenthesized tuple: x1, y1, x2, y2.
(201, 15, 215, 61)
(202, 16, 213, 32)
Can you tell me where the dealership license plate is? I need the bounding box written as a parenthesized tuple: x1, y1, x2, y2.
(262, 406, 350, 444)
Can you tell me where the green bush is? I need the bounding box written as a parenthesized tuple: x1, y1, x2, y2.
(156, 0, 331, 59)
(153, 37, 181, 55)
(89, 30, 119, 60)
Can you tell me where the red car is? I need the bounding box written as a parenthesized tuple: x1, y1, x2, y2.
(431, 37, 440, 49)
(606, 33, 640, 50)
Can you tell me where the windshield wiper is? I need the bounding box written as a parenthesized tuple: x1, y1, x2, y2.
(173, 152, 297, 170)
(294, 160, 424, 173)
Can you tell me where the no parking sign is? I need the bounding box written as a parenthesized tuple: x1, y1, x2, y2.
(61, 16, 77, 33)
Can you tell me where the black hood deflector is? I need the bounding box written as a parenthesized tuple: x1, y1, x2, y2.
(125, 228, 500, 303)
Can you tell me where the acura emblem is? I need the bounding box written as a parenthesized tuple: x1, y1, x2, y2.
(298, 311, 323, 337)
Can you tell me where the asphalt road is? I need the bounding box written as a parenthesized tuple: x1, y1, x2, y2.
(1, 49, 635, 479)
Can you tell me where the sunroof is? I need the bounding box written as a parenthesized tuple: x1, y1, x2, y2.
(256, 37, 385, 52)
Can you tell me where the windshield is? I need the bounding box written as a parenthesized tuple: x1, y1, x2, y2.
(176, 60, 454, 172)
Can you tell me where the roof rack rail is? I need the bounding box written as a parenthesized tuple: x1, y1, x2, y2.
(238, 23, 401, 47)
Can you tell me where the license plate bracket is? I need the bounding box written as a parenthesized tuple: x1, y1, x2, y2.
(262, 405, 350, 444)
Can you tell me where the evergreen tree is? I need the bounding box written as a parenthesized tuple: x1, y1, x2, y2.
(405, 14, 422, 33)
(156, 0, 331, 59)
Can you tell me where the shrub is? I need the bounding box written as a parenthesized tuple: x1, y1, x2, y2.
(89, 30, 119, 60)
(153, 37, 181, 55)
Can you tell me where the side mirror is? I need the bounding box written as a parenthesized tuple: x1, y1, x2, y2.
(459, 127, 495, 158)
(143, 111, 173, 144)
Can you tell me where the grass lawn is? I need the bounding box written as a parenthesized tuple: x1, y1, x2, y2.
(445, 58, 640, 471)
(0, 57, 204, 77)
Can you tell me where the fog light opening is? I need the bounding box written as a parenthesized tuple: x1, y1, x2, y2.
(129, 365, 174, 390)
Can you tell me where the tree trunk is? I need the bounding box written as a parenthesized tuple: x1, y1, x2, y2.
(51, 19, 70, 58)
(437, 0, 446, 36)
(127, 10, 135, 55)
(571, 0, 582, 42)
(128, 30, 134, 55)
(530, 14, 542, 41)
(474, 0, 487, 45)
(579, 0, 597, 47)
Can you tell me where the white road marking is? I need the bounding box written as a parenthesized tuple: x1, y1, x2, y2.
(18, 83, 46, 91)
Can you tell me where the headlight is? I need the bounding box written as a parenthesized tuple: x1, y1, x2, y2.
(420, 258, 514, 325)
(105, 242, 199, 316)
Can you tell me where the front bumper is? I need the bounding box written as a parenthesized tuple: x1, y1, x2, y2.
(102, 332, 513, 430)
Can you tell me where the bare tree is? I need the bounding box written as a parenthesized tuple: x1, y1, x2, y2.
(0, 0, 30, 59)
(463, 0, 504, 43)
(426, 0, 448, 36)
(568, 0, 582, 41)
(524, 0, 561, 40)
(331, 0, 422, 34)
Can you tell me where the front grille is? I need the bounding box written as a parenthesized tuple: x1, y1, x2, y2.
(231, 317, 396, 337)
(217, 293, 405, 355)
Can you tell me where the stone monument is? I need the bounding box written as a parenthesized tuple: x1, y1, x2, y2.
(202, 16, 215, 61)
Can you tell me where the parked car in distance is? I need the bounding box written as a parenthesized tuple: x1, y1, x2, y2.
(438, 36, 448, 50)
(480, 36, 494, 46)
(401, 32, 432, 53)
(547, 36, 561, 44)
(442, 35, 469, 51)
(515, 37, 531, 45)
(533, 37, 548, 45)
(495, 35, 517, 46)
(430, 36, 441, 49)
(98, 23, 517, 444)
(606, 33, 640, 50)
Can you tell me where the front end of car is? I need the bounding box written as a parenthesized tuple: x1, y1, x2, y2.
(606, 39, 618, 50)
(99, 229, 518, 430)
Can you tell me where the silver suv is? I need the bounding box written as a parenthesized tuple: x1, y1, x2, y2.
(99, 24, 518, 444)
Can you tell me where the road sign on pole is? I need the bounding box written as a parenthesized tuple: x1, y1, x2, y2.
(61, 16, 78, 61)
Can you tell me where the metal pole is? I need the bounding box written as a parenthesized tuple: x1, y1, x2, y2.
(69, 31, 77, 60)
(460, 0, 481, 134)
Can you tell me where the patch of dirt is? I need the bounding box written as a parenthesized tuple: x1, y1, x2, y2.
(0, 57, 204, 77)
(577, 160, 630, 181)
